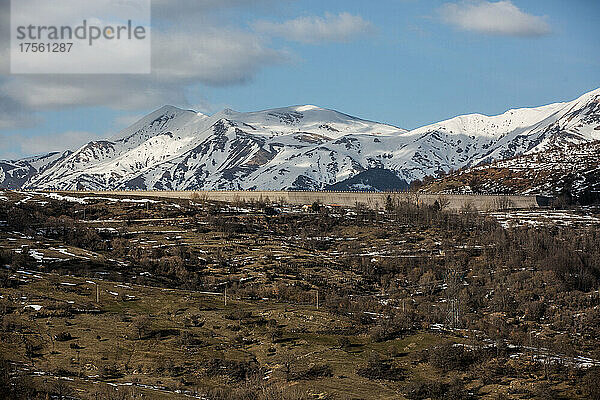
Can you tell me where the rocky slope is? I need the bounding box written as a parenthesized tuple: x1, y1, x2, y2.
(421, 140, 600, 202)
(1, 88, 599, 191)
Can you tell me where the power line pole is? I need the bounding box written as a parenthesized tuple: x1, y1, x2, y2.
(88, 281, 100, 303)
(224, 287, 227, 307)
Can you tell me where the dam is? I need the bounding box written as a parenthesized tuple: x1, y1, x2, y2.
(54, 190, 547, 211)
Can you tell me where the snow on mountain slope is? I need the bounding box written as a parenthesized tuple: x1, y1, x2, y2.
(220, 105, 403, 138)
(1, 88, 599, 191)
(390, 88, 600, 173)
(422, 140, 600, 202)
(19, 105, 409, 190)
(0, 151, 71, 189)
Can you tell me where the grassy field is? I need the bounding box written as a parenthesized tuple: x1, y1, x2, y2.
(2, 270, 455, 399)
(0, 190, 599, 399)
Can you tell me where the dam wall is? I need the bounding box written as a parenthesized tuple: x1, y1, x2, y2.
(55, 190, 543, 211)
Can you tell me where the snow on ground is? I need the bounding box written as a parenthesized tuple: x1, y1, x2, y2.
(5, 89, 597, 192)
(22, 191, 162, 205)
(32, 192, 86, 204)
(96, 227, 118, 233)
(489, 210, 600, 228)
(16, 195, 32, 205)
(87, 196, 160, 203)
(29, 250, 60, 263)
(50, 247, 78, 258)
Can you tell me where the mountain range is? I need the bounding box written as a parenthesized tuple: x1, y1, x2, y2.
(1, 88, 599, 191)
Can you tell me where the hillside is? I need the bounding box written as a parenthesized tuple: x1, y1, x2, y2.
(324, 168, 409, 191)
(1, 190, 600, 399)
(421, 140, 600, 203)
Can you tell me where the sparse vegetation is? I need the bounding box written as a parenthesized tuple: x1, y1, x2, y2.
(0, 190, 598, 398)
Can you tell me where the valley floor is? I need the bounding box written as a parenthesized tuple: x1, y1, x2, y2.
(0, 190, 599, 399)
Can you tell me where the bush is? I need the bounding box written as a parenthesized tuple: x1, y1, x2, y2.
(357, 354, 405, 381)
(428, 343, 476, 372)
(524, 300, 547, 322)
(225, 310, 253, 321)
(582, 367, 600, 400)
(405, 379, 471, 400)
(338, 336, 351, 349)
(132, 315, 152, 339)
(205, 358, 258, 382)
(476, 360, 514, 385)
(48, 380, 73, 399)
(533, 382, 563, 400)
(205, 382, 309, 400)
(55, 331, 73, 341)
(292, 363, 333, 380)
(185, 314, 205, 327)
(370, 314, 414, 343)
(178, 331, 204, 347)
(99, 364, 123, 379)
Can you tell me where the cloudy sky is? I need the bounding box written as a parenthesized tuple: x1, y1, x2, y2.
(0, 0, 599, 159)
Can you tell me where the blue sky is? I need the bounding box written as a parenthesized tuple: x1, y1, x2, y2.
(0, 0, 599, 158)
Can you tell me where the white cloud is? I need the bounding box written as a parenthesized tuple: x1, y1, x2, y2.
(1, 28, 288, 111)
(438, 1, 551, 37)
(0, 114, 35, 130)
(0, 0, 289, 117)
(253, 12, 373, 44)
(0, 0, 365, 141)
(0, 130, 106, 157)
(0, 92, 39, 130)
(1, 75, 186, 111)
(152, 29, 288, 86)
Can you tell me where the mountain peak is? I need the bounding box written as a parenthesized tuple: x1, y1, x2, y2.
(153, 105, 189, 114)
(2, 88, 598, 192)
(294, 105, 321, 112)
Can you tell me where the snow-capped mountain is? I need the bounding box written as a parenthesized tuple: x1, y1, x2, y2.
(1, 88, 599, 191)
(0, 151, 72, 189)
(22, 105, 407, 191)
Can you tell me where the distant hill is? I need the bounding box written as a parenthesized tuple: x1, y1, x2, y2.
(325, 168, 408, 191)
